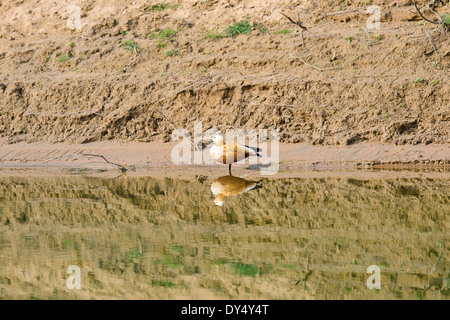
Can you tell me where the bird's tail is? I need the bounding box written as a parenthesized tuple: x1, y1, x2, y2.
(246, 145, 262, 155)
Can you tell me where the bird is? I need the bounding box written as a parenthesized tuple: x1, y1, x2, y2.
(209, 135, 262, 174)
(211, 175, 261, 206)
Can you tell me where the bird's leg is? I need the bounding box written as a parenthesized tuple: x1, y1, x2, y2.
(228, 164, 232, 175)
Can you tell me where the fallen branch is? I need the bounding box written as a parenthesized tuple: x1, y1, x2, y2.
(41, 153, 128, 172)
(425, 31, 438, 54)
(281, 11, 310, 46)
(413, 0, 448, 26)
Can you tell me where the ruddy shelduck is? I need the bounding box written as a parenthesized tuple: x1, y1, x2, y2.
(209, 135, 261, 174)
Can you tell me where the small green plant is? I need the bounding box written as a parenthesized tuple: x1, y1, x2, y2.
(254, 24, 268, 34)
(72, 67, 78, 71)
(223, 20, 252, 37)
(429, 79, 439, 86)
(148, 28, 177, 49)
(126, 248, 143, 262)
(375, 34, 382, 40)
(164, 49, 179, 56)
(155, 254, 182, 269)
(415, 290, 424, 300)
(344, 36, 354, 43)
(149, 28, 177, 49)
(68, 42, 75, 48)
(414, 77, 425, 83)
(151, 280, 176, 287)
(120, 29, 130, 36)
(433, 61, 441, 68)
(199, 66, 207, 72)
(157, 28, 177, 39)
(145, 3, 170, 12)
(275, 28, 291, 35)
(441, 12, 450, 25)
(120, 39, 139, 52)
(211, 259, 228, 265)
(229, 263, 258, 277)
(56, 54, 70, 62)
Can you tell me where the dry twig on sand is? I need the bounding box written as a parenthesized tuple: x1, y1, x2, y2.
(425, 31, 438, 54)
(413, 0, 449, 29)
(281, 11, 310, 46)
(41, 153, 128, 172)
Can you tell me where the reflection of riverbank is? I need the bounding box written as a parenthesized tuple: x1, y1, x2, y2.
(0, 174, 448, 300)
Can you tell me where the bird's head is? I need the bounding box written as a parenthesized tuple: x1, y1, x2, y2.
(211, 135, 224, 146)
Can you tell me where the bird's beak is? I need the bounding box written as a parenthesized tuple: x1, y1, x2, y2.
(195, 139, 212, 151)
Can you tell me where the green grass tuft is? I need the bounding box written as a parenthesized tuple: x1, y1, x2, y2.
(151, 280, 176, 287)
(120, 39, 139, 52)
(146, 3, 171, 12)
(149, 28, 177, 39)
(223, 20, 252, 37)
(441, 12, 450, 25)
(229, 262, 258, 277)
(275, 29, 291, 35)
(165, 49, 179, 57)
(56, 54, 70, 63)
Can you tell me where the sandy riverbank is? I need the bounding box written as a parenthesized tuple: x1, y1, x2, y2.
(0, 141, 448, 175)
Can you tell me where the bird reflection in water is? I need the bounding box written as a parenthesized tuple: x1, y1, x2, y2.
(210, 175, 261, 206)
